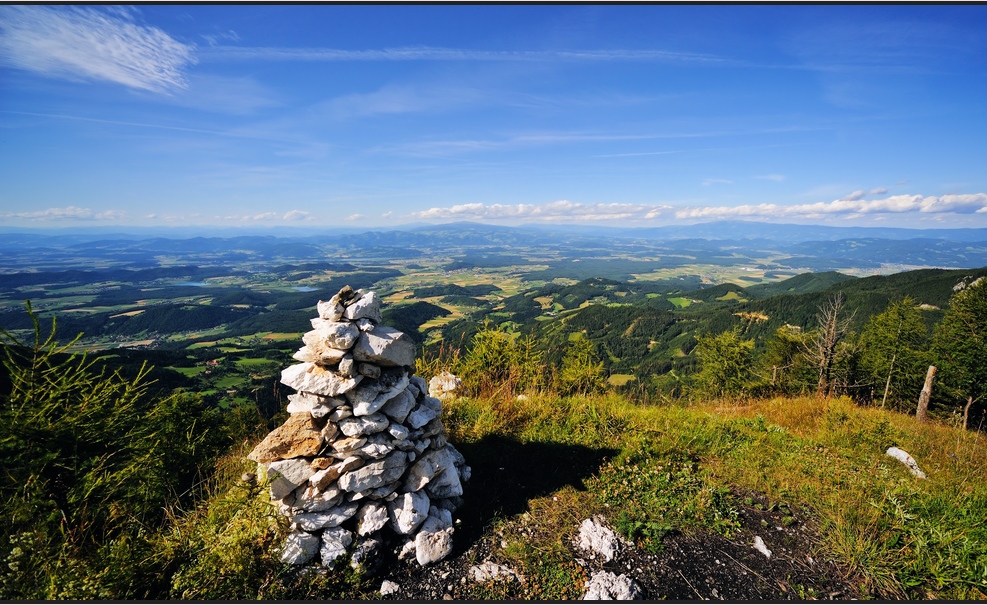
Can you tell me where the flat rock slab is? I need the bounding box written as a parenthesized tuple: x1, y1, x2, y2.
(281, 362, 363, 397)
(247, 413, 325, 464)
(353, 326, 416, 368)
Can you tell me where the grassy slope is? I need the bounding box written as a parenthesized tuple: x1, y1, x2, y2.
(168, 392, 986, 600)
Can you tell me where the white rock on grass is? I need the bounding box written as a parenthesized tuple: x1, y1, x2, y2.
(886, 446, 927, 479)
(469, 561, 523, 583)
(577, 518, 620, 562)
(428, 371, 463, 401)
(582, 571, 643, 600)
(280, 530, 320, 565)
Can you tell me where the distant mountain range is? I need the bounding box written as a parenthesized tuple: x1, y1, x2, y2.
(2, 221, 987, 273)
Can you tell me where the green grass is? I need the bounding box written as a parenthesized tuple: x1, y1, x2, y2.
(668, 297, 693, 308)
(441, 393, 987, 600)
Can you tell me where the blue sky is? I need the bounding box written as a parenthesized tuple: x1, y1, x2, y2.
(1, 4, 986, 229)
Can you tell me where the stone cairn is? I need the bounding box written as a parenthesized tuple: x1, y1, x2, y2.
(247, 286, 471, 571)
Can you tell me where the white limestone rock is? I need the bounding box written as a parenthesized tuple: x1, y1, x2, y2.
(338, 451, 408, 493)
(338, 413, 390, 437)
(380, 580, 400, 596)
(292, 483, 344, 512)
(409, 375, 427, 398)
(280, 529, 320, 565)
(320, 526, 354, 568)
(425, 463, 464, 499)
(753, 535, 772, 559)
(415, 509, 454, 566)
(387, 423, 410, 441)
(353, 325, 416, 368)
(281, 362, 362, 397)
(357, 432, 397, 459)
(582, 571, 643, 600)
(344, 290, 382, 323)
(469, 561, 522, 583)
(886, 446, 927, 479)
(292, 345, 348, 366)
(388, 490, 430, 535)
(353, 371, 410, 417)
(267, 458, 316, 500)
(317, 298, 345, 322)
(328, 406, 353, 422)
(428, 371, 463, 401)
(293, 501, 360, 531)
(305, 320, 361, 351)
(380, 389, 416, 424)
(403, 447, 456, 492)
(285, 392, 343, 416)
(337, 355, 356, 378)
(311, 456, 365, 491)
(356, 501, 389, 536)
(406, 400, 440, 429)
(577, 518, 620, 562)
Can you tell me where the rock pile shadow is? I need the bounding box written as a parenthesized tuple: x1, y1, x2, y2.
(452, 435, 619, 550)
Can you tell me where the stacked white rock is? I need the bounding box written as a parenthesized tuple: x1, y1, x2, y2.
(247, 286, 471, 571)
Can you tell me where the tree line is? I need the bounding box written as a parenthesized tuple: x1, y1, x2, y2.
(693, 277, 987, 427)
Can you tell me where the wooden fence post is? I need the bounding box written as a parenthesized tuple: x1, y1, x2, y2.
(916, 365, 936, 423)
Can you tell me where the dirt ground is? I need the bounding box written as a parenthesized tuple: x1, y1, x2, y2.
(366, 489, 869, 601)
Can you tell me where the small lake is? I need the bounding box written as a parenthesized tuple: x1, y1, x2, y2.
(174, 281, 210, 287)
(292, 286, 318, 292)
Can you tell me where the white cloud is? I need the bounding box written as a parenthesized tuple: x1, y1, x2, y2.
(346, 214, 365, 221)
(839, 187, 889, 201)
(283, 210, 311, 221)
(411, 200, 673, 222)
(248, 212, 279, 221)
(408, 192, 987, 224)
(0, 5, 196, 92)
(200, 45, 725, 65)
(702, 178, 733, 186)
(755, 174, 785, 182)
(0, 206, 125, 221)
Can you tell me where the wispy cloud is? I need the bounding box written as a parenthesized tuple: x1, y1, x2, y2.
(674, 193, 987, 220)
(200, 45, 726, 65)
(411, 200, 672, 222)
(409, 193, 987, 224)
(0, 5, 196, 92)
(702, 178, 733, 186)
(0, 206, 125, 221)
(755, 174, 786, 182)
(283, 210, 311, 221)
(839, 187, 889, 201)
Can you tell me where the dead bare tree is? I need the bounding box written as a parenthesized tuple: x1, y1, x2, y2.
(807, 293, 856, 397)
